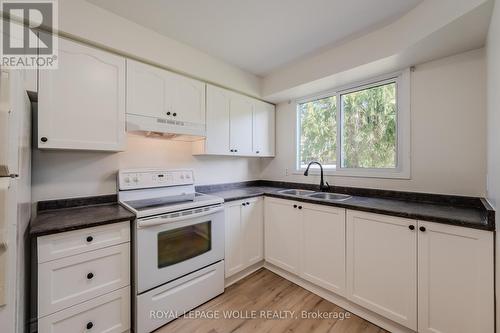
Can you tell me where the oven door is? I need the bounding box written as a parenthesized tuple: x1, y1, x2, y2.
(135, 204, 224, 294)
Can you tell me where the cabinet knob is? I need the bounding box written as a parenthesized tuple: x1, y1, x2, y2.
(246, 202, 250, 205)
(242, 203, 246, 206)
(166, 111, 171, 116)
(408, 225, 415, 230)
(256, 151, 260, 154)
(234, 149, 238, 152)
(419, 226, 426, 232)
(293, 204, 297, 208)
(86, 236, 93, 243)
(87, 272, 94, 280)
(230, 149, 234, 152)
(173, 113, 177, 117)
(298, 206, 303, 209)
(40, 137, 48, 142)
(86, 322, 94, 330)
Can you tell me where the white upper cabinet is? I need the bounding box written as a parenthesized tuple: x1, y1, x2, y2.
(126, 59, 173, 119)
(252, 100, 275, 156)
(38, 35, 126, 151)
(417, 221, 494, 333)
(126, 60, 205, 125)
(172, 74, 205, 125)
(346, 210, 417, 330)
(204, 85, 230, 154)
(194, 84, 275, 157)
(229, 94, 253, 155)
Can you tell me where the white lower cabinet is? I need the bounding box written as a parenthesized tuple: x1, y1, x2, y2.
(417, 221, 494, 333)
(225, 197, 264, 277)
(300, 203, 346, 295)
(37, 222, 131, 333)
(264, 197, 346, 291)
(263, 198, 494, 333)
(346, 210, 417, 330)
(38, 287, 130, 333)
(264, 198, 301, 274)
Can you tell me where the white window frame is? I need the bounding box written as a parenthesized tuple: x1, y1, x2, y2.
(295, 69, 411, 179)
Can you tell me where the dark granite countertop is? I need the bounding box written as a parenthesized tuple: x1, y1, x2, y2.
(30, 197, 135, 237)
(197, 181, 494, 231)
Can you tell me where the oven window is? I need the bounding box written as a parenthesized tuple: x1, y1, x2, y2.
(157, 221, 212, 268)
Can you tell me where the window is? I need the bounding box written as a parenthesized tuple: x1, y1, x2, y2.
(296, 71, 410, 178)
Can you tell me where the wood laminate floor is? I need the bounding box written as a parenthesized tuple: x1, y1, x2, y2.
(157, 268, 388, 333)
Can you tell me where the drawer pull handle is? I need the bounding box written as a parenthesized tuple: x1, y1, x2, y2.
(86, 321, 93, 330)
(87, 272, 94, 280)
(86, 236, 93, 243)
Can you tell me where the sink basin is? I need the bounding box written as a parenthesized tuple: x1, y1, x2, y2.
(307, 192, 352, 201)
(278, 189, 315, 196)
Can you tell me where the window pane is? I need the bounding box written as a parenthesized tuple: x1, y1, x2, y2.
(298, 96, 337, 168)
(341, 82, 397, 168)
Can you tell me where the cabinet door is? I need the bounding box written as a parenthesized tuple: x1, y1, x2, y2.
(205, 85, 230, 154)
(229, 94, 253, 155)
(252, 101, 275, 156)
(126, 59, 173, 119)
(418, 221, 494, 333)
(264, 198, 301, 274)
(38, 35, 126, 151)
(173, 74, 205, 124)
(346, 210, 417, 330)
(242, 197, 264, 266)
(301, 204, 345, 295)
(224, 203, 244, 277)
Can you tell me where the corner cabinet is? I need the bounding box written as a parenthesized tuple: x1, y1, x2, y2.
(38, 35, 126, 151)
(193, 84, 275, 157)
(224, 197, 264, 277)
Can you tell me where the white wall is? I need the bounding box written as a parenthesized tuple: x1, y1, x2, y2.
(261, 48, 487, 196)
(32, 134, 262, 201)
(486, 0, 500, 327)
(57, 0, 261, 97)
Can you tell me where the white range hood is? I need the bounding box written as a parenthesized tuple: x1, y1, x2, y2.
(126, 113, 206, 142)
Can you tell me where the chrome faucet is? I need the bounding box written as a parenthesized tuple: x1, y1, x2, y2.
(303, 161, 330, 192)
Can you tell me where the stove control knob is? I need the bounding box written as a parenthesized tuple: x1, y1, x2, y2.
(124, 177, 130, 183)
(180, 174, 185, 180)
(185, 174, 191, 179)
(133, 176, 139, 183)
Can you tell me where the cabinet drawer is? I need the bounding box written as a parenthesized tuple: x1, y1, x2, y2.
(137, 260, 224, 333)
(38, 221, 130, 263)
(38, 243, 130, 317)
(38, 287, 130, 333)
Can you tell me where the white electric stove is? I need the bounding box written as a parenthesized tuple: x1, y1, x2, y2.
(118, 169, 225, 333)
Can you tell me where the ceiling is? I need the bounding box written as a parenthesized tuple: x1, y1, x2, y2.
(87, 0, 422, 76)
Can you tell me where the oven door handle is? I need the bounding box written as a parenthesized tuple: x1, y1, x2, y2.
(137, 205, 224, 228)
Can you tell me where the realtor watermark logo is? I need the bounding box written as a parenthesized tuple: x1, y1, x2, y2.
(0, 0, 58, 69)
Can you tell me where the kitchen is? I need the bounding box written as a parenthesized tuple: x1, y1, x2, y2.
(0, 0, 499, 332)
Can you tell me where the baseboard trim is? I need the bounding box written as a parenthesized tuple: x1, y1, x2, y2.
(263, 262, 415, 333)
(224, 261, 265, 288)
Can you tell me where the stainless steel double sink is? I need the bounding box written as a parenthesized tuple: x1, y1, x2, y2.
(277, 189, 352, 202)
